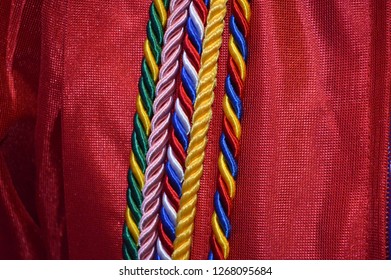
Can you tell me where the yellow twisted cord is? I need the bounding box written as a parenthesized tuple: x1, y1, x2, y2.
(172, 0, 229, 260)
(130, 152, 144, 188)
(212, 212, 229, 257)
(136, 95, 150, 136)
(223, 95, 241, 139)
(124, 0, 167, 248)
(154, 0, 168, 27)
(125, 207, 139, 243)
(218, 153, 236, 198)
(210, 0, 251, 259)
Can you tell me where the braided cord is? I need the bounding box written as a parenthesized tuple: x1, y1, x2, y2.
(172, 0, 229, 260)
(209, 0, 250, 260)
(123, 0, 169, 260)
(138, 0, 191, 260)
(156, 0, 208, 260)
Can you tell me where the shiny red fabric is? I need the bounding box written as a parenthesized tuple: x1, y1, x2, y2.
(0, 0, 389, 259)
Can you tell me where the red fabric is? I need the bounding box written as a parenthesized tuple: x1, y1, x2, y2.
(0, 0, 389, 259)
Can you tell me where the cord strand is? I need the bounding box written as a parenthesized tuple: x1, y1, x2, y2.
(172, 0, 229, 260)
(209, 0, 251, 260)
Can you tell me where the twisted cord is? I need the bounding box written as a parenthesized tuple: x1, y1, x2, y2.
(157, 0, 208, 260)
(209, 0, 251, 260)
(123, 0, 169, 260)
(172, 0, 229, 260)
(138, 0, 191, 260)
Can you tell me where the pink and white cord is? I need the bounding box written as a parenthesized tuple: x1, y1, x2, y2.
(138, 0, 191, 260)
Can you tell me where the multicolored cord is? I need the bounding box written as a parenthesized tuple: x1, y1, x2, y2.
(138, 0, 191, 260)
(209, 0, 251, 260)
(123, 0, 169, 260)
(172, 0, 229, 260)
(156, 0, 208, 260)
